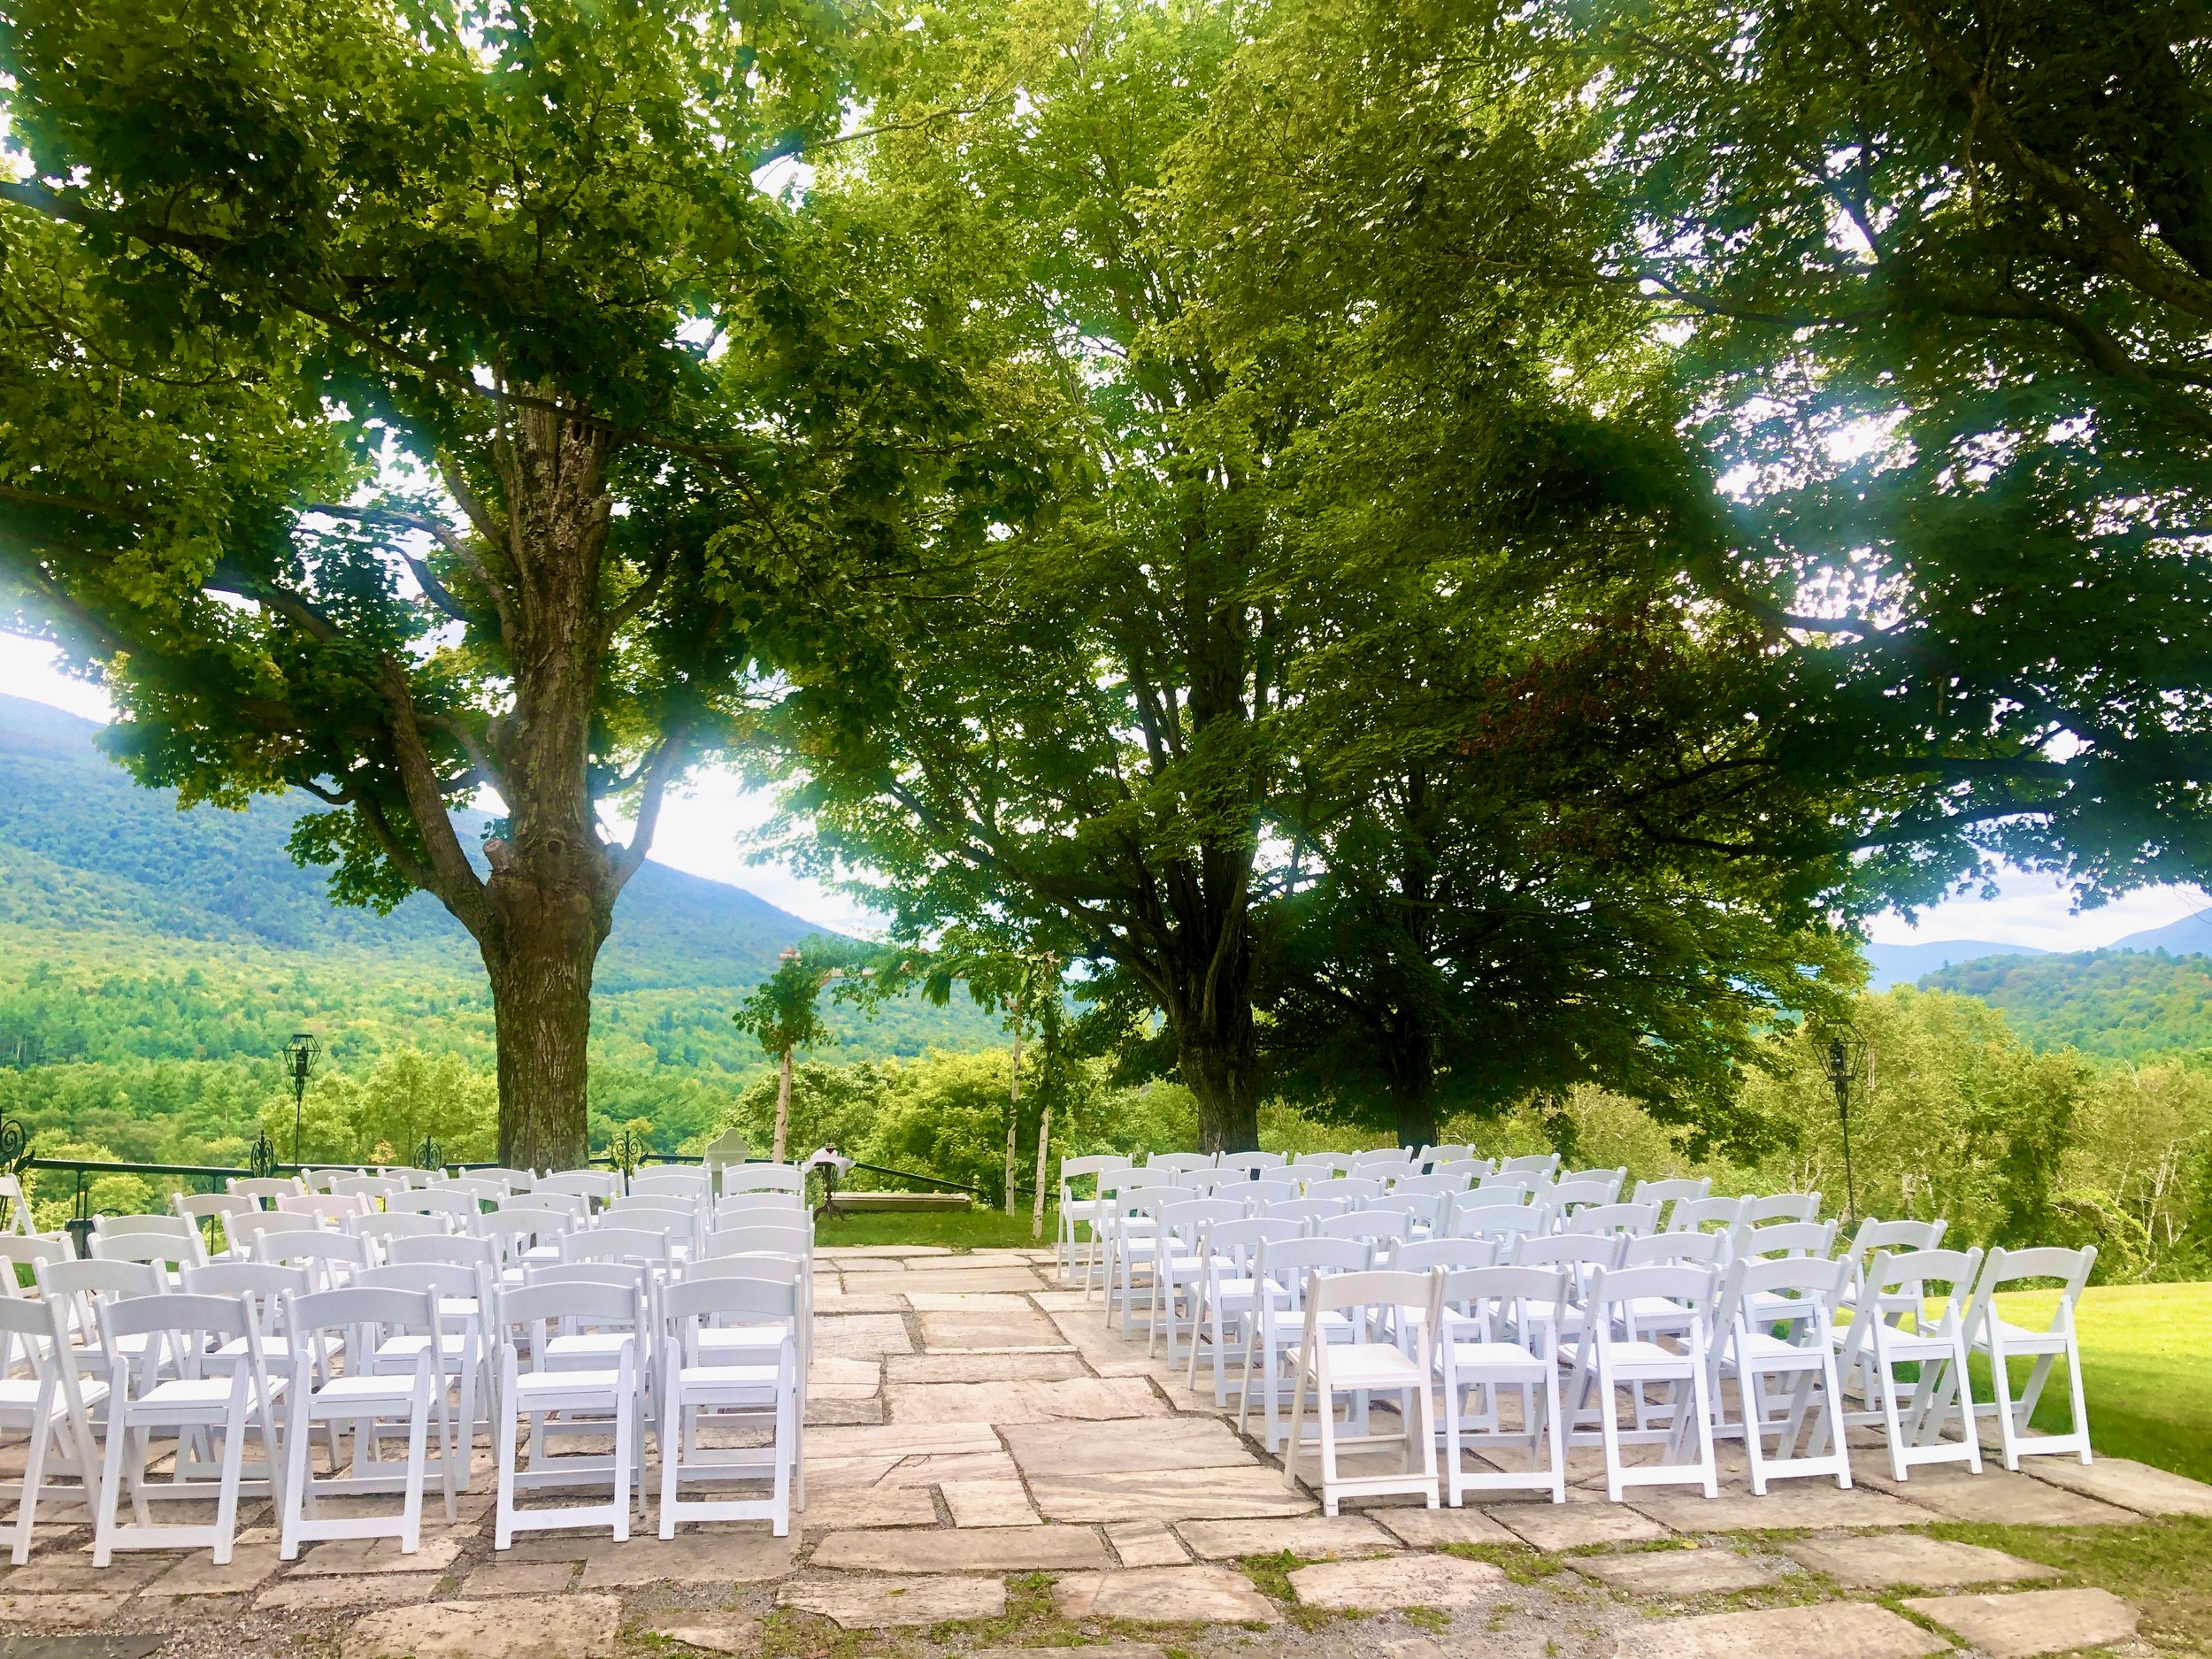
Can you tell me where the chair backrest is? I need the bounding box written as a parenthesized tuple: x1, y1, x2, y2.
(1847, 1216, 1947, 1270)
(288, 1283, 438, 1347)
(1966, 1245, 2096, 1335)
(0, 1233, 74, 1282)
(1146, 1152, 1217, 1175)
(357, 1259, 485, 1302)
(99, 1290, 250, 1355)
(609, 1193, 701, 1217)
(497, 1279, 641, 1347)
(1436, 1263, 1571, 1342)
(1729, 1218, 1838, 1260)
(231, 1210, 322, 1251)
(1436, 1157, 1494, 1179)
(1669, 1194, 1755, 1234)
(712, 1195, 804, 1230)
(1304, 1177, 1383, 1206)
(661, 1271, 800, 1347)
(1586, 1263, 1716, 1324)
(1421, 1143, 1475, 1165)
(483, 1207, 573, 1241)
(1502, 1152, 1560, 1177)
(1744, 1191, 1821, 1224)
(1315, 1210, 1412, 1248)
(525, 1259, 650, 1294)
(1557, 1165, 1625, 1194)
(628, 1168, 710, 1200)
(1393, 1235, 1496, 1272)
(227, 1175, 306, 1205)
(1444, 1187, 1529, 1229)
(299, 1167, 356, 1194)
(1623, 1230, 1726, 1268)
(438, 1176, 511, 1204)
(1215, 1151, 1287, 1179)
(1632, 1176, 1710, 1208)
(278, 1192, 373, 1225)
(1304, 1269, 1434, 1332)
(176, 1192, 255, 1225)
(1560, 1201, 1660, 1239)
(1863, 1248, 1985, 1325)
(1715, 1255, 1849, 1339)
(1198, 1216, 1300, 1273)
(1263, 1196, 1348, 1230)
(255, 1230, 371, 1290)
(511, 1190, 591, 1224)
(607, 1207, 696, 1242)
(1477, 1171, 1542, 1194)
(1394, 1171, 1470, 1198)
(719, 1164, 806, 1194)
(1157, 1197, 1243, 1247)
(1454, 1204, 1547, 1245)
(536, 1170, 621, 1204)
(466, 1166, 537, 1192)
(96, 1213, 194, 1240)
(705, 1223, 811, 1259)
(386, 1233, 497, 1271)
(38, 1256, 160, 1319)
(1512, 1232, 1626, 1272)
(329, 1175, 403, 1201)
(183, 1261, 311, 1335)
(88, 1228, 201, 1271)
(348, 1211, 454, 1248)
(1350, 1148, 1415, 1171)
(1547, 1178, 1617, 1213)
(1252, 1235, 1369, 1315)
(1288, 1153, 1354, 1178)
(564, 1227, 672, 1264)
(0, 1171, 32, 1237)
(384, 1188, 480, 1222)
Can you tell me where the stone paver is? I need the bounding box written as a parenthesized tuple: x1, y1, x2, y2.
(341, 1594, 622, 1659)
(1053, 1565, 1282, 1624)
(1900, 1588, 2137, 1659)
(0, 1640, 166, 1659)
(0, 1561, 166, 1594)
(139, 1547, 281, 1596)
(1629, 1487, 1930, 1532)
(810, 1526, 1110, 1573)
(1569, 1548, 1774, 1595)
(779, 1575, 1007, 1628)
(461, 1562, 579, 1596)
(812, 1315, 916, 1359)
(254, 1578, 433, 1611)
(972, 1647, 1165, 1659)
(1367, 1508, 1519, 1548)
(1029, 1467, 1317, 1524)
(783, 1484, 940, 1530)
(1174, 1515, 1398, 1561)
(1848, 1457, 2135, 1525)
(942, 1479, 1041, 1527)
(2025, 1455, 2212, 1517)
(1045, 1312, 1163, 1378)
(1781, 1533, 2059, 1589)
(1106, 1520, 1191, 1566)
(0, 1598, 112, 1630)
(577, 1532, 795, 1586)
(637, 1614, 762, 1655)
(1003, 1415, 1255, 1477)
(895, 1270, 1048, 1294)
(886, 1378, 1165, 1425)
(918, 1308, 1064, 1349)
(1489, 1502, 1671, 1552)
(293, 1535, 465, 1575)
(887, 1351, 1093, 1385)
(1630, 1601, 1952, 1659)
(807, 1420, 1003, 1460)
(1287, 1553, 1508, 1610)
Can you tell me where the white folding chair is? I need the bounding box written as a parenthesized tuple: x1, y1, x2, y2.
(385, 1189, 481, 1227)
(357, 1260, 490, 1477)
(1149, 1197, 1244, 1361)
(89, 1222, 204, 1282)
(1744, 1191, 1822, 1225)
(1571, 1263, 1719, 1502)
(1215, 1151, 1287, 1180)
(279, 1193, 373, 1226)
(1281, 1268, 1439, 1515)
(1055, 1154, 1128, 1284)
(1632, 1176, 1710, 1219)
(1556, 1167, 1626, 1201)
(92, 1292, 284, 1565)
(1962, 1245, 2096, 1469)
(330, 1175, 404, 1203)
(0, 1294, 105, 1563)
(1501, 1153, 1560, 1179)
(349, 1211, 455, 1262)
(175, 1193, 257, 1263)
(228, 1176, 307, 1208)
(1184, 1217, 1301, 1405)
(1667, 1194, 1755, 1239)
(1547, 1177, 1619, 1216)
(565, 1227, 675, 1267)
(277, 1284, 457, 1559)
(1432, 1264, 1567, 1506)
(1305, 1177, 1383, 1209)
(0, 1174, 34, 1238)
(493, 1279, 642, 1547)
(35, 1258, 159, 1380)
(257, 1229, 371, 1293)
(1826, 1248, 1985, 1480)
(657, 1274, 803, 1536)
(628, 1169, 710, 1202)
(1709, 1256, 1853, 1494)
(537, 1170, 621, 1209)
(719, 1164, 806, 1196)
(1237, 1236, 1367, 1452)
(1561, 1201, 1660, 1240)
(466, 1167, 537, 1194)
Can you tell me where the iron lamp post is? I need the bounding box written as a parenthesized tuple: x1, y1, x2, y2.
(1824, 1030, 1861, 1226)
(283, 1032, 322, 1166)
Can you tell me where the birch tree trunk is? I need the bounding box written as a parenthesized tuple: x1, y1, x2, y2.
(773, 1046, 794, 1164)
(1003, 1020, 1023, 1215)
(1031, 1095, 1052, 1240)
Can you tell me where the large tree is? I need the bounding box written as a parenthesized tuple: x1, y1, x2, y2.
(0, 0, 999, 1164)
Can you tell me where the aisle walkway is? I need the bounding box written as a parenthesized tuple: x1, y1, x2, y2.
(3, 1242, 2207, 1659)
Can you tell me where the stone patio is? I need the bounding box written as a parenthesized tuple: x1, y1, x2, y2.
(0, 1240, 2200, 1659)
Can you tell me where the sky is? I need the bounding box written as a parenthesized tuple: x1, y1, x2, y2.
(4, 634, 2205, 950)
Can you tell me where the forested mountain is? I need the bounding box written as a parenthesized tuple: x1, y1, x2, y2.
(1920, 950, 2212, 1062)
(0, 695, 995, 1070)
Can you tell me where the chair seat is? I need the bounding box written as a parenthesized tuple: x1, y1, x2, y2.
(1733, 1331, 1824, 1363)
(675, 1363, 783, 1389)
(516, 1368, 626, 1398)
(547, 1332, 635, 1361)
(1980, 1319, 2066, 1351)
(1445, 1340, 1548, 1379)
(1745, 1291, 1819, 1322)
(1604, 1339, 1694, 1371)
(138, 1375, 279, 1410)
(377, 1333, 471, 1363)
(1621, 1296, 1699, 1327)
(1310, 1343, 1425, 1389)
(309, 1372, 418, 1406)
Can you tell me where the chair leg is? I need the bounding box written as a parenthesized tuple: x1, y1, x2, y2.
(1281, 1343, 1310, 1492)
(280, 1391, 312, 1560)
(611, 1367, 635, 1542)
(494, 1381, 518, 1551)
(400, 1376, 429, 1555)
(14, 1408, 51, 1566)
(91, 1405, 129, 1568)
(212, 1395, 249, 1565)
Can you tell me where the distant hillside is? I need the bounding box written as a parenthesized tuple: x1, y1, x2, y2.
(1863, 938, 2046, 992)
(0, 694, 997, 1067)
(1920, 949, 2212, 1061)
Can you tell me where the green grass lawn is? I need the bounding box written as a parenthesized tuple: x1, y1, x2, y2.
(811, 1202, 1056, 1249)
(1981, 1280, 2212, 1484)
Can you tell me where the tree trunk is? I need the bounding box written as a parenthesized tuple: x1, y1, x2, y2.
(1003, 1020, 1023, 1214)
(1175, 1014, 1262, 1155)
(773, 1047, 794, 1163)
(1031, 1093, 1051, 1240)
(1389, 1071, 1438, 1154)
(482, 872, 603, 1171)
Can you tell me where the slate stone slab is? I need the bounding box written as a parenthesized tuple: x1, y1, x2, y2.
(577, 1532, 795, 1587)
(1847, 1457, 2134, 1526)
(635, 1615, 761, 1656)
(887, 1352, 1092, 1385)
(2024, 1455, 2212, 1517)
(1568, 1548, 1774, 1595)
(341, 1595, 623, 1659)
(778, 1575, 1007, 1628)
(810, 1526, 1110, 1573)
(1174, 1515, 1397, 1561)
(1287, 1555, 1508, 1610)
(1028, 1467, 1317, 1524)
(0, 1642, 167, 1659)
(1003, 1416, 1254, 1478)
(1900, 1588, 2138, 1659)
(1052, 1565, 1281, 1624)
(1105, 1522, 1190, 1567)
(1781, 1533, 2059, 1589)
(1628, 1601, 1953, 1659)
(1368, 1509, 1518, 1548)
(1489, 1503, 1671, 1552)
(886, 1378, 1165, 1425)
(1629, 1488, 1929, 1532)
